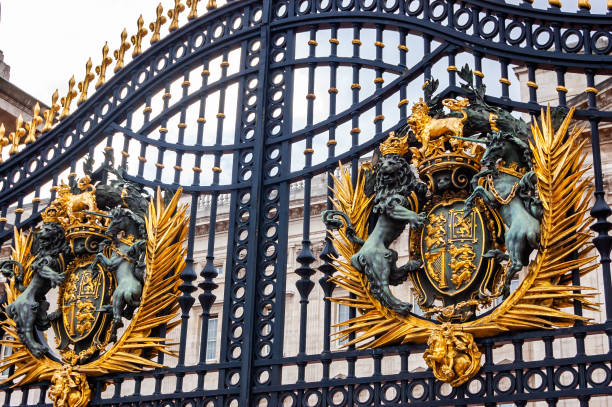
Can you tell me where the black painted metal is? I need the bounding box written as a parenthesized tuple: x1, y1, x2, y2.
(1, 1, 612, 406)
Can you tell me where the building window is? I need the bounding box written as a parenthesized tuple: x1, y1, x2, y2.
(206, 317, 218, 361)
(337, 304, 351, 345)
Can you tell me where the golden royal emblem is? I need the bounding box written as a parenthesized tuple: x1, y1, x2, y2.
(0, 165, 188, 407)
(323, 81, 598, 387)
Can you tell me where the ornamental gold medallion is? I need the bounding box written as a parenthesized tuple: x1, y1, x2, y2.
(323, 68, 599, 387)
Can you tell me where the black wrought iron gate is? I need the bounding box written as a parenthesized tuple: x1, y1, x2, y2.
(0, 0, 611, 406)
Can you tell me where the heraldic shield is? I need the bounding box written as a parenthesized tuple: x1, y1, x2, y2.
(322, 67, 600, 388)
(0, 155, 188, 407)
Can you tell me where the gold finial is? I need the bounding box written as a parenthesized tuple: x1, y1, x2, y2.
(95, 42, 113, 89)
(379, 131, 410, 156)
(168, 0, 185, 32)
(207, 0, 217, 10)
(149, 3, 167, 44)
(24, 103, 43, 144)
(131, 15, 148, 57)
(578, 0, 590, 8)
(186, 0, 200, 19)
(113, 29, 131, 73)
(0, 124, 8, 162)
(548, 0, 561, 6)
(60, 76, 77, 120)
(8, 115, 26, 155)
(77, 58, 95, 106)
(43, 90, 61, 133)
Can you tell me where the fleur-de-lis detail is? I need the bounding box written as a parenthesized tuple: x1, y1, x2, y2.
(60, 76, 77, 120)
(131, 15, 148, 58)
(24, 103, 43, 144)
(207, 0, 217, 10)
(0, 124, 8, 162)
(113, 29, 131, 73)
(95, 42, 113, 89)
(8, 115, 26, 155)
(149, 3, 167, 44)
(77, 58, 95, 106)
(167, 0, 185, 32)
(186, 0, 200, 20)
(43, 90, 60, 133)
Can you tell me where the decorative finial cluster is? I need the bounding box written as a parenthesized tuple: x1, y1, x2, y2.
(379, 131, 410, 156)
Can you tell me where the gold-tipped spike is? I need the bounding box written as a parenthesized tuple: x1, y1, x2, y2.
(186, 0, 200, 19)
(149, 3, 167, 44)
(77, 58, 95, 106)
(8, 115, 26, 155)
(60, 76, 77, 120)
(42, 90, 60, 133)
(131, 15, 148, 57)
(95, 42, 113, 89)
(113, 28, 131, 73)
(167, 0, 185, 31)
(206, 0, 217, 10)
(24, 103, 43, 144)
(578, 0, 590, 9)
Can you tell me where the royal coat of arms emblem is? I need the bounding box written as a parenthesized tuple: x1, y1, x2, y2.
(0, 158, 188, 407)
(323, 67, 599, 386)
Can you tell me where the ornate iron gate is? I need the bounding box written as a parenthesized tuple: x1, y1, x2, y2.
(0, 0, 611, 406)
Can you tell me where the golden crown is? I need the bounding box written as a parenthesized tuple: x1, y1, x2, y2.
(379, 131, 410, 156)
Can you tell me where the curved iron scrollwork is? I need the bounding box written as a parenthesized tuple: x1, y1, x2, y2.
(0, 0, 610, 406)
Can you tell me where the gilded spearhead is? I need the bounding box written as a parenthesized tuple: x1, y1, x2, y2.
(186, 0, 200, 20)
(131, 15, 148, 58)
(60, 76, 77, 120)
(42, 90, 61, 133)
(95, 42, 113, 89)
(167, 0, 185, 32)
(24, 102, 43, 144)
(8, 115, 26, 155)
(77, 58, 95, 106)
(149, 3, 167, 44)
(113, 29, 131, 73)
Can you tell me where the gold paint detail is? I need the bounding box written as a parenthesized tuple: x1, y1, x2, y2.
(585, 87, 598, 95)
(68, 172, 77, 178)
(168, 0, 186, 32)
(131, 15, 148, 57)
(163, 92, 172, 99)
(329, 38, 339, 44)
(327, 140, 337, 146)
(138, 156, 147, 162)
(174, 165, 183, 171)
(95, 42, 113, 89)
(398, 99, 409, 107)
(186, 0, 201, 19)
(328, 88, 338, 94)
(220, 60, 230, 68)
(48, 366, 91, 407)
(182, 81, 191, 87)
(60, 76, 78, 120)
(212, 166, 222, 173)
(156, 163, 165, 168)
(178, 122, 187, 128)
(8, 115, 26, 155)
(14, 208, 24, 214)
(374, 77, 384, 84)
(578, 0, 591, 9)
(201, 69, 210, 76)
(488, 112, 499, 132)
(424, 324, 481, 387)
(447, 65, 457, 72)
(193, 166, 202, 172)
(304, 148, 314, 155)
(308, 40, 318, 46)
(207, 0, 217, 10)
(609, 0, 612, 10)
(350, 128, 361, 134)
(374, 41, 384, 48)
(24, 103, 43, 145)
(78, 58, 95, 106)
(474, 70, 484, 78)
(422, 80, 429, 90)
(352, 39, 362, 45)
(216, 113, 226, 119)
(351, 83, 361, 90)
(548, 0, 561, 6)
(306, 93, 316, 100)
(32, 198, 41, 203)
(373, 115, 385, 123)
(149, 3, 168, 44)
(0, 217, 7, 222)
(499, 77, 511, 85)
(113, 29, 131, 74)
(42, 90, 61, 133)
(160, 128, 168, 133)
(556, 86, 568, 93)
(527, 81, 538, 89)
(398, 44, 409, 52)
(121, 151, 129, 158)
(143, 106, 153, 114)
(197, 117, 206, 123)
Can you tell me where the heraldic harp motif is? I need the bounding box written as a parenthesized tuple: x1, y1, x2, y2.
(323, 66, 599, 387)
(0, 153, 188, 407)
